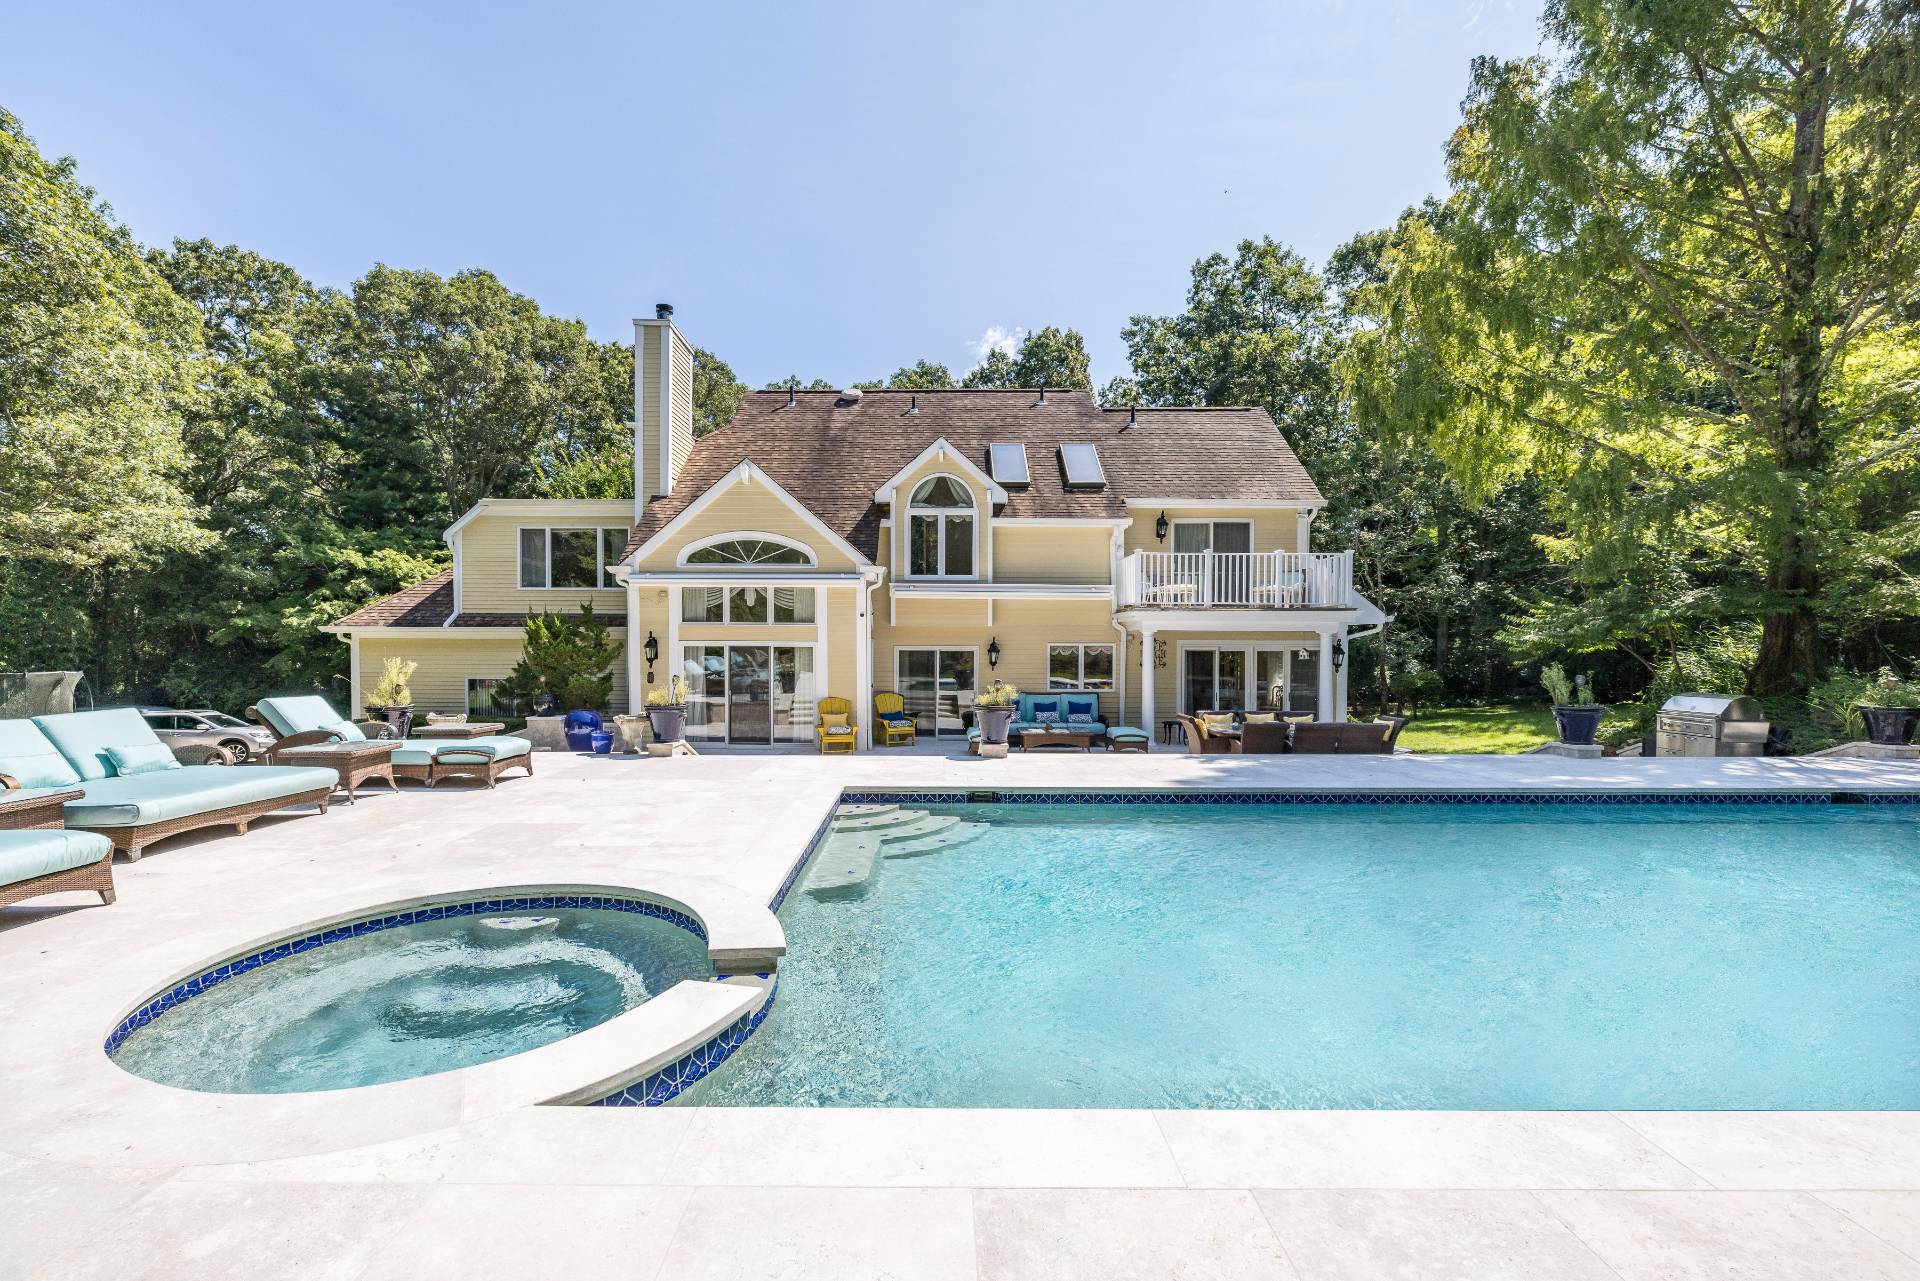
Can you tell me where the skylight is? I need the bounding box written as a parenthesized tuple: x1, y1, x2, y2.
(989, 442, 1030, 486)
(1059, 443, 1105, 488)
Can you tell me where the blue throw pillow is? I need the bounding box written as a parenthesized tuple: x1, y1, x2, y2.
(1065, 696, 1098, 718)
(106, 741, 181, 776)
(880, 712, 910, 725)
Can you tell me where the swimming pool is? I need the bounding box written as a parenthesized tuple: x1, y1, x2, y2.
(694, 799, 1920, 1109)
(110, 898, 712, 1094)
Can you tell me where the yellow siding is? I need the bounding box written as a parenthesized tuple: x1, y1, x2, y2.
(669, 328, 694, 479)
(990, 526, 1113, 584)
(825, 586, 858, 703)
(635, 483, 861, 570)
(457, 504, 631, 615)
(639, 326, 664, 498)
(1122, 507, 1308, 555)
(356, 634, 629, 718)
(873, 596, 1121, 712)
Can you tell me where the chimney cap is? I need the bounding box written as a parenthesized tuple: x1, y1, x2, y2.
(654, 302, 674, 320)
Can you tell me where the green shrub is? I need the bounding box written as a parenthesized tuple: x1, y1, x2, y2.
(495, 604, 623, 713)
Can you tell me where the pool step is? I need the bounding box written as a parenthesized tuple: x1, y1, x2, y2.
(882, 819, 990, 859)
(830, 806, 930, 833)
(803, 834, 881, 897)
(836, 802, 900, 819)
(873, 812, 964, 845)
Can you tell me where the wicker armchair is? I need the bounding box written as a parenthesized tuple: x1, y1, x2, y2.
(873, 692, 916, 747)
(1174, 714, 1236, 754)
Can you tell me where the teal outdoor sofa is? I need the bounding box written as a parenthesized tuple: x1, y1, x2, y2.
(250, 696, 535, 789)
(0, 710, 336, 861)
(964, 692, 1149, 752)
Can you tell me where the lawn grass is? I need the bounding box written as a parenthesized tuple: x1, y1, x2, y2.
(1395, 701, 1561, 754)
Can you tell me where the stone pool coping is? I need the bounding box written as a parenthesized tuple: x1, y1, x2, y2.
(2, 751, 1917, 1277)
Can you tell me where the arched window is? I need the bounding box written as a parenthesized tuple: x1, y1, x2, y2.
(681, 534, 815, 567)
(908, 475, 976, 577)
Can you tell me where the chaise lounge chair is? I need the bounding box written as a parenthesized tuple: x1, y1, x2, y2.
(251, 696, 534, 788)
(0, 710, 337, 860)
(0, 773, 116, 908)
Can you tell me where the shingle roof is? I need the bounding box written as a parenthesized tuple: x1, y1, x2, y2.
(626, 389, 1322, 559)
(331, 570, 454, 628)
(329, 570, 627, 630)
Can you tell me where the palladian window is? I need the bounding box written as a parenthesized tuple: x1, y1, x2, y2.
(907, 475, 975, 577)
(683, 537, 813, 566)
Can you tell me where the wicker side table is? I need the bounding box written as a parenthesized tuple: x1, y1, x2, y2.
(0, 784, 83, 831)
(269, 741, 400, 803)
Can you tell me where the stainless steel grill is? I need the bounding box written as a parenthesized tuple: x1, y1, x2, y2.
(1655, 693, 1770, 757)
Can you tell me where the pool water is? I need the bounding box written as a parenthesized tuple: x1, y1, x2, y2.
(112, 907, 711, 1093)
(695, 801, 1920, 1109)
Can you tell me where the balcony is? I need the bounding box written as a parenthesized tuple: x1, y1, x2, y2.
(1116, 550, 1355, 610)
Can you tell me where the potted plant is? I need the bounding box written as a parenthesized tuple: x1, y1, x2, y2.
(1855, 667, 1920, 746)
(645, 675, 690, 744)
(364, 657, 417, 739)
(1541, 662, 1607, 746)
(974, 682, 1020, 747)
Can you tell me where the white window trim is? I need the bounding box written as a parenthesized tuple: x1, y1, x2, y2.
(891, 646, 982, 738)
(905, 473, 980, 580)
(677, 530, 817, 568)
(1046, 642, 1117, 691)
(466, 676, 511, 716)
(1168, 518, 1254, 553)
(1174, 641, 1318, 715)
(677, 641, 823, 746)
(519, 525, 628, 589)
(680, 583, 819, 626)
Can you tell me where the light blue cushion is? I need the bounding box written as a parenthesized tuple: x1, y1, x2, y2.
(324, 719, 368, 742)
(0, 829, 113, 885)
(0, 720, 82, 789)
(63, 764, 337, 829)
(253, 695, 349, 738)
(386, 736, 531, 768)
(33, 710, 164, 781)
(1108, 725, 1149, 740)
(106, 742, 181, 777)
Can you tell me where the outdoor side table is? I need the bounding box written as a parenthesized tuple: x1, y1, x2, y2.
(411, 722, 508, 739)
(271, 741, 400, 803)
(0, 786, 82, 831)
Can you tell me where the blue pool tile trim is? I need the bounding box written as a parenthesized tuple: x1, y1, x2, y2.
(103, 893, 707, 1057)
(838, 789, 1863, 806)
(586, 976, 779, 1106)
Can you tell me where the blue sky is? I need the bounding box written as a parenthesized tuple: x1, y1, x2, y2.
(6, 1, 1543, 388)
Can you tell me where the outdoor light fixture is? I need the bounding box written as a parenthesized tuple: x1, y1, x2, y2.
(1155, 511, 1169, 542)
(987, 637, 1001, 668)
(644, 631, 659, 680)
(1331, 637, 1346, 671)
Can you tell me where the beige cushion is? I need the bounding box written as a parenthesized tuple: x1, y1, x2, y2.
(1201, 714, 1237, 734)
(822, 720, 851, 735)
(1241, 712, 1276, 724)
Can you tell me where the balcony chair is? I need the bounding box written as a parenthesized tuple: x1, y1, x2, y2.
(816, 697, 858, 754)
(873, 693, 916, 748)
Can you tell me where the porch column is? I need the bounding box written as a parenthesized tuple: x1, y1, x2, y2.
(625, 580, 644, 713)
(1333, 626, 1349, 722)
(1138, 625, 1157, 742)
(1316, 629, 1335, 722)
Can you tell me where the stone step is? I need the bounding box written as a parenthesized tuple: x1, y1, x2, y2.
(803, 834, 881, 897)
(882, 820, 990, 859)
(873, 812, 964, 844)
(830, 807, 930, 833)
(836, 802, 901, 818)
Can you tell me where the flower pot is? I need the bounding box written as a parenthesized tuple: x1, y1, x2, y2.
(1858, 705, 1920, 746)
(588, 729, 614, 755)
(563, 709, 604, 753)
(647, 705, 688, 744)
(520, 714, 568, 752)
(976, 706, 1015, 746)
(380, 703, 415, 741)
(1551, 704, 1607, 746)
(611, 714, 648, 754)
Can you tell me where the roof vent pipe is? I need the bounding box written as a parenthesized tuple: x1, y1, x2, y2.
(906, 394, 919, 415)
(655, 302, 673, 320)
(1125, 405, 1138, 429)
(1035, 384, 1047, 406)
(787, 380, 797, 407)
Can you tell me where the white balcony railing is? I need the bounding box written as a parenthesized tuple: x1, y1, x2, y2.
(1116, 550, 1354, 610)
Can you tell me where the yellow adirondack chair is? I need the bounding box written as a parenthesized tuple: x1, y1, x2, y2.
(874, 692, 917, 747)
(816, 697, 858, 754)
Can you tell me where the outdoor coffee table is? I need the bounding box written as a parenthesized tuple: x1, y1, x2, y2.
(0, 786, 81, 831)
(268, 740, 400, 803)
(411, 721, 508, 739)
(1018, 728, 1097, 752)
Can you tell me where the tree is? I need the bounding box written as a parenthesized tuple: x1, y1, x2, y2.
(856, 359, 955, 390)
(962, 327, 1092, 388)
(0, 109, 207, 570)
(495, 604, 624, 712)
(1342, 1, 1920, 694)
(692, 346, 747, 436)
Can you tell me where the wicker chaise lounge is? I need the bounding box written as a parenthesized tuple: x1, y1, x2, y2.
(251, 696, 535, 788)
(0, 777, 115, 909)
(0, 711, 337, 860)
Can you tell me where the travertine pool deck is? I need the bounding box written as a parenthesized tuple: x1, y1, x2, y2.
(3, 750, 1918, 1280)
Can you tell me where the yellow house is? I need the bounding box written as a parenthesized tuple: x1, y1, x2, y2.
(330, 304, 1386, 747)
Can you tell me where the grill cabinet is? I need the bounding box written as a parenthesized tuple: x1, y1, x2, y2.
(1655, 693, 1770, 757)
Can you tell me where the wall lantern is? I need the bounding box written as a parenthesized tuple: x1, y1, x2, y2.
(986, 637, 1001, 669)
(1154, 511, 1169, 542)
(644, 631, 659, 681)
(1331, 636, 1346, 672)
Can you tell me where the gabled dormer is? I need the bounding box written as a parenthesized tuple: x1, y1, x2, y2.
(873, 438, 1008, 581)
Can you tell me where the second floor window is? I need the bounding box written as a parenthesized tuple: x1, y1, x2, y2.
(682, 585, 816, 624)
(519, 527, 629, 588)
(907, 475, 975, 577)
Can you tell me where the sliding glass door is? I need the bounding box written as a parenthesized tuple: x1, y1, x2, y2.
(681, 645, 817, 744)
(896, 648, 977, 737)
(1183, 645, 1319, 718)
(1181, 647, 1246, 714)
